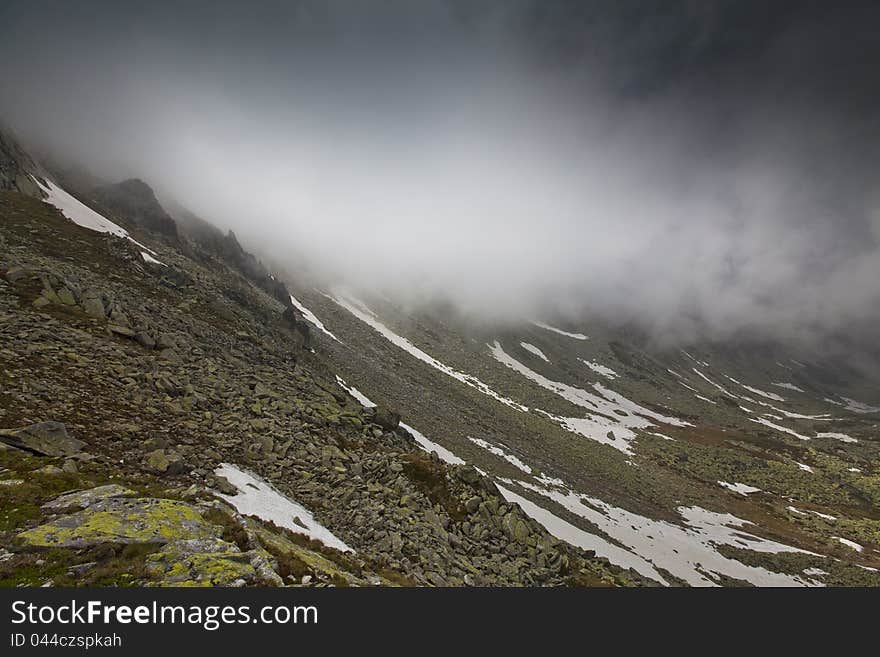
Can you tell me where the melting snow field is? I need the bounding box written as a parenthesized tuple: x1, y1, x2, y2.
(579, 359, 618, 379)
(330, 292, 527, 411)
(214, 463, 351, 552)
(289, 294, 339, 342)
(33, 176, 157, 255)
(491, 342, 687, 455)
(520, 342, 550, 362)
(337, 375, 819, 586)
(509, 477, 818, 586)
(497, 483, 668, 583)
(533, 322, 589, 340)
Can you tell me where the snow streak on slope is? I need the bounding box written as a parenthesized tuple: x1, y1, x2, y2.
(32, 177, 157, 255)
(817, 432, 858, 443)
(511, 478, 818, 587)
(692, 368, 736, 397)
(215, 463, 352, 552)
(330, 293, 527, 411)
(520, 342, 549, 362)
(773, 382, 804, 392)
(335, 376, 464, 465)
(289, 294, 339, 342)
(468, 437, 532, 474)
(837, 397, 880, 414)
(739, 384, 786, 402)
(834, 537, 863, 552)
(338, 377, 816, 586)
(750, 417, 812, 441)
(579, 358, 618, 379)
(718, 481, 762, 495)
(496, 483, 668, 583)
(533, 322, 588, 340)
(140, 251, 166, 266)
(490, 341, 687, 455)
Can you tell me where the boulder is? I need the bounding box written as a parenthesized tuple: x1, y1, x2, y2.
(372, 406, 401, 431)
(454, 465, 482, 486)
(146, 449, 187, 475)
(15, 497, 221, 549)
(42, 484, 136, 512)
(0, 422, 85, 457)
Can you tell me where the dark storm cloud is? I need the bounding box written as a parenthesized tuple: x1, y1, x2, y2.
(1, 1, 879, 360)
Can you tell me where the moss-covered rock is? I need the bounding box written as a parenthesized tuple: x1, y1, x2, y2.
(145, 538, 283, 586)
(42, 484, 136, 512)
(15, 497, 220, 549)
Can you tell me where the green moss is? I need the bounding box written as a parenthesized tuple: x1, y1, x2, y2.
(15, 498, 220, 549)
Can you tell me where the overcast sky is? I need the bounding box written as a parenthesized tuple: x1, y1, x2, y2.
(1, 1, 878, 358)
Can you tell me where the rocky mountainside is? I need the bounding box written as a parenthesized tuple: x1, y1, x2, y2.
(1, 129, 878, 587)
(0, 127, 44, 197)
(0, 137, 636, 586)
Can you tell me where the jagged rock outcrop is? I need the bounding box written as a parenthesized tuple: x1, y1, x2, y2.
(92, 178, 179, 238)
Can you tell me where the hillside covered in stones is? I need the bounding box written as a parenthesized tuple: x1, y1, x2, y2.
(0, 140, 638, 586)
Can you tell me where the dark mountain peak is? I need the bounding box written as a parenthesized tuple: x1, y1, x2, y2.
(93, 178, 178, 239)
(114, 177, 155, 199)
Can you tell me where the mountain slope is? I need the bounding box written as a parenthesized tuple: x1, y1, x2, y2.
(0, 154, 636, 586)
(275, 285, 880, 586)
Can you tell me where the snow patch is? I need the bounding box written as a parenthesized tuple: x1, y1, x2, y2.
(335, 376, 464, 465)
(403, 422, 465, 465)
(579, 359, 618, 379)
(331, 293, 527, 411)
(692, 369, 736, 397)
(749, 417, 812, 441)
(290, 294, 339, 342)
(740, 384, 786, 402)
(718, 481, 761, 495)
(833, 537, 863, 552)
(335, 376, 376, 408)
(214, 463, 351, 552)
(32, 177, 157, 255)
(511, 478, 818, 587)
(817, 432, 858, 444)
(140, 252, 166, 266)
(840, 397, 880, 414)
(533, 322, 588, 340)
(520, 342, 549, 362)
(491, 342, 688, 456)
(468, 437, 532, 474)
(772, 382, 804, 393)
(498, 483, 668, 583)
